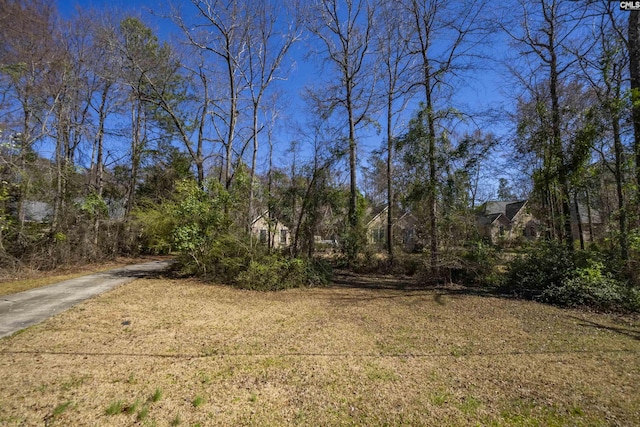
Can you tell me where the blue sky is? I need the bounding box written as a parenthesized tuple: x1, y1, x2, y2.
(55, 0, 518, 198)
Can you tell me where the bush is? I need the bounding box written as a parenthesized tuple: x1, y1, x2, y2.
(344, 247, 425, 276)
(135, 178, 334, 291)
(391, 252, 422, 276)
(540, 262, 639, 311)
(502, 241, 640, 312)
(502, 241, 575, 299)
(306, 257, 333, 286)
(236, 255, 332, 291)
(236, 256, 304, 291)
(453, 241, 501, 286)
(191, 234, 253, 284)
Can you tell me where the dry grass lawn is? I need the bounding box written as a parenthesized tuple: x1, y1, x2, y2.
(0, 272, 638, 426)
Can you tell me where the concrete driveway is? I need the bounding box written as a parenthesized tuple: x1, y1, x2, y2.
(0, 259, 172, 339)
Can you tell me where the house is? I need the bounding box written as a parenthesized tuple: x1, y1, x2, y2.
(396, 211, 419, 251)
(570, 201, 604, 243)
(250, 211, 290, 249)
(365, 204, 419, 251)
(477, 200, 536, 244)
(23, 201, 53, 223)
(366, 204, 388, 245)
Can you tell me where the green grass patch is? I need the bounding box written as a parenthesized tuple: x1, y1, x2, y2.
(136, 404, 150, 422)
(104, 400, 124, 416)
(124, 399, 140, 415)
(52, 401, 73, 417)
(192, 395, 204, 408)
(170, 413, 181, 426)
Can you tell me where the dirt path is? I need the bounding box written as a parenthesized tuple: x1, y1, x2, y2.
(0, 260, 172, 339)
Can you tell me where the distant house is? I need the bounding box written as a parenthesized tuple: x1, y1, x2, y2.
(250, 211, 290, 249)
(477, 200, 537, 244)
(14, 197, 125, 224)
(365, 204, 419, 251)
(105, 198, 126, 220)
(570, 201, 604, 243)
(23, 201, 53, 223)
(366, 205, 389, 246)
(396, 211, 419, 251)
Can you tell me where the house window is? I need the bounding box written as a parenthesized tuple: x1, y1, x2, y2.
(499, 226, 505, 236)
(280, 229, 287, 245)
(259, 229, 267, 244)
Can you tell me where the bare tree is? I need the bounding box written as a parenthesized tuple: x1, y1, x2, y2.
(306, 0, 377, 262)
(374, 1, 413, 257)
(403, 0, 489, 272)
(591, 2, 640, 226)
(87, 13, 127, 200)
(0, 0, 61, 228)
(578, 4, 630, 260)
(50, 12, 97, 231)
(502, 0, 592, 249)
(241, 0, 300, 231)
(175, 0, 251, 189)
(629, 10, 640, 207)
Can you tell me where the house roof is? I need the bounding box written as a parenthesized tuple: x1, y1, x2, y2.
(483, 201, 509, 216)
(364, 204, 389, 228)
(251, 210, 271, 226)
(366, 204, 388, 226)
(481, 200, 528, 221)
(505, 200, 527, 221)
(477, 212, 510, 226)
(365, 205, 419, 228)
(397, 212, 417, 227)
(251, 210, 290, 230)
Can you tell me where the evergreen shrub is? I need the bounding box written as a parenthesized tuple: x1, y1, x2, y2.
(502, 241, 639, 312)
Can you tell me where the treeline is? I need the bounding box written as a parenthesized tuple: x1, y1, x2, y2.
(0, 1, 639, 307)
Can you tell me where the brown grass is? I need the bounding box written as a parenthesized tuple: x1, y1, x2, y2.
(0, 256, 172, 296)
(0, 274, 638, 426)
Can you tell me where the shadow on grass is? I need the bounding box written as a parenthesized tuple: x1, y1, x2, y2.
(568, 315, 640, 341)
(329, 270, 504, 300)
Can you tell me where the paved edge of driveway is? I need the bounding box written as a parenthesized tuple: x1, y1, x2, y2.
(0, 259, 173, 339)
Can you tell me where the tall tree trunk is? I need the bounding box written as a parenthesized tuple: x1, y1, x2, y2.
(53, 125, 64, 231)
(612, 94, 628, 260)
(548, 21, 573, 250)
(629, 11, 640, 208)
(347, 83, 359, 264)
(424, 78, 438, 274)
(585, 189, 594, 244)
(574, 192, 584, 250)
(386, 92, 394, 258)
(53, 104, 71, 233)
(127, 99, 143, 216)
(248, 102, 259, 233)
(17, 108, 32, 229)
(267, 135, 274, 252)
(224, 48, 238, 190)
(93, 84, 109, 251)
